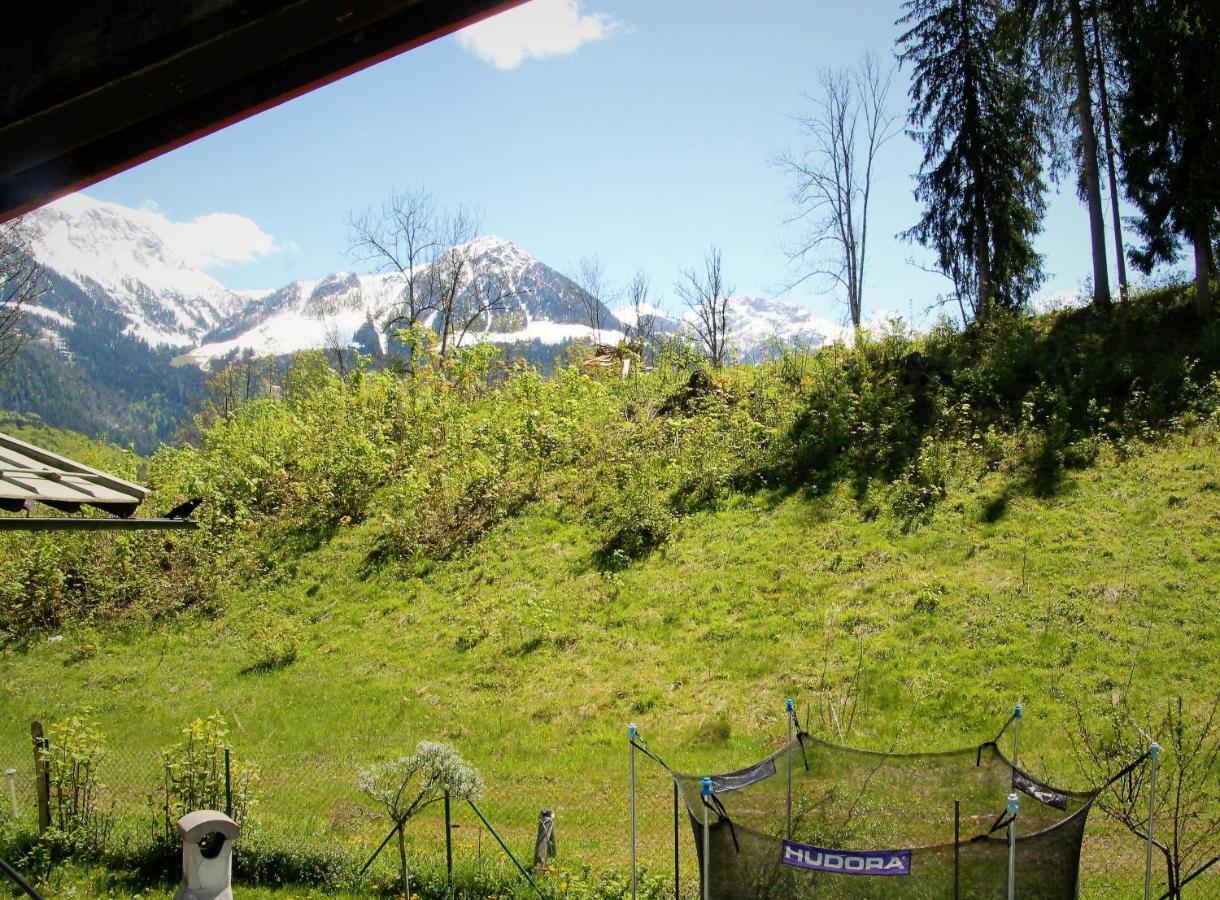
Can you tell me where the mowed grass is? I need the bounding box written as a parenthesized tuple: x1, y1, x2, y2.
(2, 424, 1218, 897)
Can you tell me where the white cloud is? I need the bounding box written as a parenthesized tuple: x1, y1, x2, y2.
(44, 193, 281, 271)
(456, 0, 620, 70)
(162, 211, 279, 269)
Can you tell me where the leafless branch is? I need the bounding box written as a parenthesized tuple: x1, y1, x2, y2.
(624, 269, 656, 354)
(574, 256, 610, 346)
(776, 51, 899, 327)
(0, 215, 45, 377)
(676, 246, 732, 368)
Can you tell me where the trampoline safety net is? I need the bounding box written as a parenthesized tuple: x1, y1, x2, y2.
(674, 735, 1098, 899)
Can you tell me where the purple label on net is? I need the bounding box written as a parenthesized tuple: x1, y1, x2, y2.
(781, 840, 912, 876)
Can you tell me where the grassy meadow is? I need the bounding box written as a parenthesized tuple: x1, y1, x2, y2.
(2, 289, 1219, 897)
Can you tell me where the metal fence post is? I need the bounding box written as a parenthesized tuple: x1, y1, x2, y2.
(953, 799, 960, 900)
(1012, 704, 1023, 771)
(785, 698, 794, 840)
(701, 776, 712, 900)
(628, 722, 638, 900)
(673, 780, 680, 900)
(224, 747, 232, 818)
(29, 722, 49, 833)
(445, 790, 453, 899)
(4, 768, 17, 819)
(1006, 793, 1018, 900)
(1144, 742, 1161, 900)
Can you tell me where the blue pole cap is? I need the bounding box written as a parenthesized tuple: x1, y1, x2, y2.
(1150, 742, 1161, 761)
(628, 723, 638, 740)
(786, 698, 795, 714)
(1007, 793, 1019, 815)
(701, 776, 713, 797)
(1014, 704, 1023, 718)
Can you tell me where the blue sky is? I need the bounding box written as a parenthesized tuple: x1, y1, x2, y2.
(83, 0, 1134, 325)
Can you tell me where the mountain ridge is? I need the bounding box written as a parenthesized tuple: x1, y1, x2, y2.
(23, 195, 851, 367)
(4, 194, 856, 448)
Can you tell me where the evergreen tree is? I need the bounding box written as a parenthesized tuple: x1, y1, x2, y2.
(1111, 0, 1219, 318)
(1015, 0, 1113, 307)
(898, 0, 1048, 323)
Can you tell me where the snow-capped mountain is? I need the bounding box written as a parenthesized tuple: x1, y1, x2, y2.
(25, 194, 248, 347)
(187, 235, 625, 366)
(6, 193, 869, 450)
(722, 294, 849, 358)
(614, 294, 849, 360)
(19, 193, 855, 373)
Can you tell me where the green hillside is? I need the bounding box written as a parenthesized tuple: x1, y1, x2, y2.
(1, 289, 1218, 898)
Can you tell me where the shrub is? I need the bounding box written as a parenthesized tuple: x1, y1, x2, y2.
(159, 713, 259, 838)
(241, 610, 302, 673)
(40, 710, 112, 856)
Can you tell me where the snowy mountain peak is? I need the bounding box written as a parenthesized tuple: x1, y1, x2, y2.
(724, 293, 850, 351)
(22, 195, 857, 369)
(27, 194, 249, 347)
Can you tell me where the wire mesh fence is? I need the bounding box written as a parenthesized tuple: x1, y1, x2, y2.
(1, 719, 1213, 898)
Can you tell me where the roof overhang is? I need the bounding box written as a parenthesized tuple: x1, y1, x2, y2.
(0, 0, 525, 222)
(0, 430, 196, 531)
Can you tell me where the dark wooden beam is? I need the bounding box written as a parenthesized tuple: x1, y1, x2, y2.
(0, 517, 198, 532)
(0, 0, 525, 221)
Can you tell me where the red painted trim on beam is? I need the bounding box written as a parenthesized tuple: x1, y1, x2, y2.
(7, 0, 528, 221)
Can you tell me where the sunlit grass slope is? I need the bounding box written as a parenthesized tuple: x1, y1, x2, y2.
(2, 420, 1217, 896)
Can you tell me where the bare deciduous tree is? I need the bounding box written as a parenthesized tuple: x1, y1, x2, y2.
(1075, 692, 1220, 898)
(624, 270, 656, 354)
(347, 186, 441, 333)
(0, 216, 44, 379)
(424, 208, 517, 357)
(574, 255, 609, 346)
(348, 188, 517, 361)
(359, 742, 483, 899)
(777, 51, 899, 328)
(676, 246, 732, 368)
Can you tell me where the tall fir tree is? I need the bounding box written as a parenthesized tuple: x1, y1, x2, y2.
(1016, 0, 1113, 307)
(898, 0, 1048, 323)
(1111, 0, 1219, 318)
(1089, 2, 1129, 300)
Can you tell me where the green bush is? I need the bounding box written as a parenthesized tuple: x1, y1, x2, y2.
(159, 713, 260, 838)
(7, 282, 1218, 644)
(40, 710, 112, 857)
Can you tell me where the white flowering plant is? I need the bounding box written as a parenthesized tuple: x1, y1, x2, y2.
(357, 741, 483, 894)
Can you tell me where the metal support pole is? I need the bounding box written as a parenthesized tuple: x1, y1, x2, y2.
(785, 698, 794, 840)
(466, 799, 546, 900)
(953, 799, 960, 900)
(1007, 793, 1018, 900)
(701, 777, 713, 900)
(673, 781, 680, 900)
(1144, 742, 1161, 900)
(629, 723, 638, 900)
(1012, 704, 1023, 771)
(445, 790, 453, 899)
(224, 748, 232, 818)
(0, 855, 46, 900)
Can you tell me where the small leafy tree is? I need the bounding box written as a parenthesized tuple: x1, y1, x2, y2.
(160, 713, 260, 838)
(1075, 693, 1220, 897)
(41, 710, 112, 855)
(358, 741, 483, 896)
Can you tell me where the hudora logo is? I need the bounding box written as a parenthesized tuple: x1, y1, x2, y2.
(780, 840, 912, 877)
